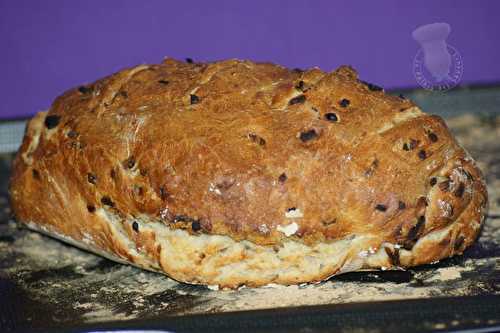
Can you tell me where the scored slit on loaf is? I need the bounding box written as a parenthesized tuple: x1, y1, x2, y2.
(9, 58, 488, 288)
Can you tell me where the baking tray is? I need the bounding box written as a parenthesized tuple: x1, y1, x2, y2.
(1, 86, 499, 333)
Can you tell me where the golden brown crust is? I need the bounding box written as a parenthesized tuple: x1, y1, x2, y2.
(9, 58, 488, 287)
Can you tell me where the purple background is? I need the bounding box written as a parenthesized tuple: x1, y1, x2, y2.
(1, 0, 499, 119)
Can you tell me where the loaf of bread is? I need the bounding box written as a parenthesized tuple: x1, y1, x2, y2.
(9, 58, 488, 288)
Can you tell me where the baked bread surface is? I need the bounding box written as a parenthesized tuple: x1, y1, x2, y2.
(9, 58, 488, 287)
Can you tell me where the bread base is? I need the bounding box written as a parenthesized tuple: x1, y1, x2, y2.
(21, 199, 482, 289)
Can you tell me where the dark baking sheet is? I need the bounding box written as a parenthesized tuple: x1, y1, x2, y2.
(1, 87, 500, 333)
(3, 296, 499, 333)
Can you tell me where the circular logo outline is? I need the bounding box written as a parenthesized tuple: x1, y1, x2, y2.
(413, 45, 463, 92)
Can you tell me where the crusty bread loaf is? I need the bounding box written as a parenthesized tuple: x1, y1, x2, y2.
(9, 58, 488, 288)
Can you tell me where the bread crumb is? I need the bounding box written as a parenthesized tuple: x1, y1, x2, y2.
(160, 208, 169, 219)
(208, 183, 222, 195)
(277, 222, 299, 237)
(284, 208, 303, 219)
(258, 224, 269, 234)
(358, 250, 369, 258)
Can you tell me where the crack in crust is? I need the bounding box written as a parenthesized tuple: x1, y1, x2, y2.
(95, 65, 150, 117)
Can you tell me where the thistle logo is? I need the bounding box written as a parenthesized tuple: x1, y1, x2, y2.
(412, 23, 463, 91)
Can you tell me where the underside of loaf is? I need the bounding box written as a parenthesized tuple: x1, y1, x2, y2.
(9, 58, 488, 288)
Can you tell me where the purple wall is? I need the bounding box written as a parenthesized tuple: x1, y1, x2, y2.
(1, 0, 499, 119)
